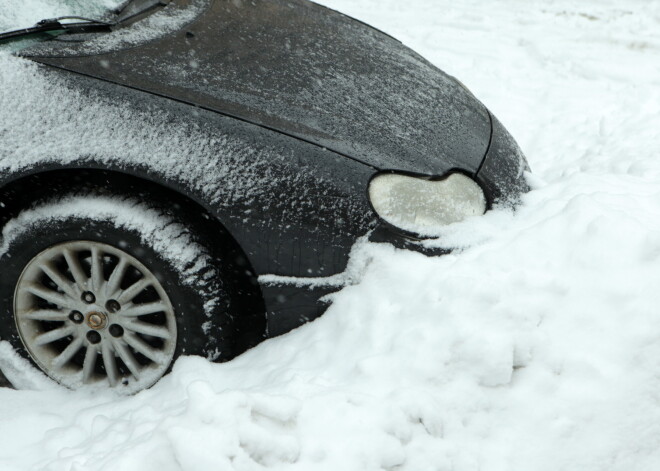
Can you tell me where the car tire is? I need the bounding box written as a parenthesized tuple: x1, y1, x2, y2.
(0, 191, 237, 393)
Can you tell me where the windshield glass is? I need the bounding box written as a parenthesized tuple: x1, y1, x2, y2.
(0, 31, 63, 53)
(0, 0, 122, 31)
(0, 1, 123, 53)
(1, 0, 206, 58)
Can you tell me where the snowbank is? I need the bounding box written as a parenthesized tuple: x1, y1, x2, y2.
(1, 0, 660, 470)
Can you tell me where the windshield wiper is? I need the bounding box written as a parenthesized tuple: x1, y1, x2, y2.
(0, 16, 114, 44)
(0, 1, 172, 46)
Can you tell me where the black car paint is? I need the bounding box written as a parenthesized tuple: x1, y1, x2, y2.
(23, 0, 492, 176)
(0, 0, 529, 337)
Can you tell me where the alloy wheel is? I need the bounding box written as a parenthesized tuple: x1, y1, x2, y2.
(13, 241, 177, 392)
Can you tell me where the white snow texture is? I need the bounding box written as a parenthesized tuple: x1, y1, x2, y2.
(1, 0, 660, 470)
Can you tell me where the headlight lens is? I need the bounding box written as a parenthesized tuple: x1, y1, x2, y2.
(368, 172, 487, 235)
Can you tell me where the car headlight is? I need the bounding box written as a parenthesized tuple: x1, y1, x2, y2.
(368, 172, 487, 235)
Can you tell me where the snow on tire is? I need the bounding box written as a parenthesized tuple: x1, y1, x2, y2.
(0, 193, 234, 393)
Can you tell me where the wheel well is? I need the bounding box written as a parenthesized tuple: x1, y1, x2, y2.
(0, 168, 267, 355)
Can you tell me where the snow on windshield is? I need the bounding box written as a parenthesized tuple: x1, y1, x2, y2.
(20, 0, 210, 57)
(0, 0, 121, 28)
(2, 0, 660, 470)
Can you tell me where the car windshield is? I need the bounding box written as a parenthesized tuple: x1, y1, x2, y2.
(0, 0, 166, 53)
(0, 30, 64, 53)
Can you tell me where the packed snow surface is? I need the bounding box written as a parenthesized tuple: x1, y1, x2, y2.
(1, 0, 660, 470)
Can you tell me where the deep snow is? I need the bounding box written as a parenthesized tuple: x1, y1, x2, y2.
(1, 1, 660, 470)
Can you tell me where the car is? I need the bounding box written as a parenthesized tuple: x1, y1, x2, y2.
(0, 0, 530, 393)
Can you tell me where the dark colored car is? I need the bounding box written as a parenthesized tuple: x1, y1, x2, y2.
(0, 0, 529, 392)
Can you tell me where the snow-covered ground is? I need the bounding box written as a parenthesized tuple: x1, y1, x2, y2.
(1, 0, 660, 470)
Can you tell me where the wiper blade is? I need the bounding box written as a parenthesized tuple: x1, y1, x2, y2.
(41, 16, 115, 26)
(0, 16, 115, 43)
(0, 2, 172, 46)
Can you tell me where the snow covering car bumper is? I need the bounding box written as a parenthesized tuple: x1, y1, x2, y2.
(268, 112, 531, 335)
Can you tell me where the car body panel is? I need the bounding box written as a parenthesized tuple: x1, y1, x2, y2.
(0, 68, 379, 333)
(22, 0, 491, 176)
(1, 0, 529, 337)
(0, 70, 377, 277)
(476, 113, 530, 205)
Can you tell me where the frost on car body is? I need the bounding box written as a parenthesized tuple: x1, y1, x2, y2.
(0, 0, 529, 391)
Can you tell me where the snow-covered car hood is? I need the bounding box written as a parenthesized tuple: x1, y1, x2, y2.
(21, 0, 491, 175)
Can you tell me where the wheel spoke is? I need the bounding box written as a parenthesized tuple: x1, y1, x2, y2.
(125, 321, 172, 340)
(63, 248, 87, 291)
(82, 346, 98, 384)
(120, 301, 168, 318)
(117, 277, 151, 304)
(90, 246, 105, 292)
(112, 339, 141, 379)
(23, 309, 69, 322)
(124, 332, 164, 364)
(34, 326, 75, 346)
(106, 258, 128, 298)
(26, 283, 73, 309)
(40, 262, 79, 299)
(52, 336, 84, 369)
(16, 240, 177, 392)
(101, 342, 119, 387)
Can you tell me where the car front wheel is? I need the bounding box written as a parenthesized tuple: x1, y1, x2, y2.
(0, 191, 235, 393)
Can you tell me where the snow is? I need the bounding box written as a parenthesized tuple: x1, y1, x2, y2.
(0, 0, 120, 29)
(23, 0, 209, 57)
(1, 0, 660, 470)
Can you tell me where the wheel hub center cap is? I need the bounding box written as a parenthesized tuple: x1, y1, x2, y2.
(87, 311, 107, 330)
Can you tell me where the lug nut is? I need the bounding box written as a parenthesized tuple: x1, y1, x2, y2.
(106, 300, 121, 313)
(81, 291, 96, 304)
(69, 310, 84, 324)
(87, 330, 102, 344)
(109, 324, 124, 338)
